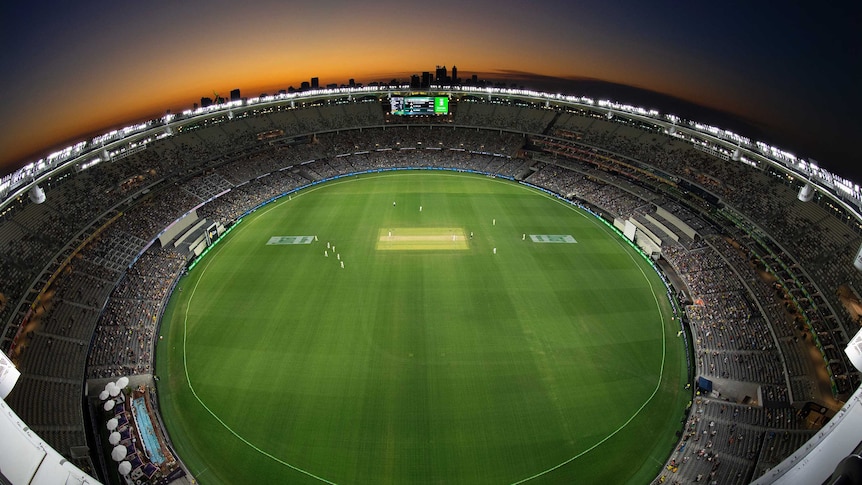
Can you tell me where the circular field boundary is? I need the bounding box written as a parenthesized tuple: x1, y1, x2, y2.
(171, 171, 671, 484)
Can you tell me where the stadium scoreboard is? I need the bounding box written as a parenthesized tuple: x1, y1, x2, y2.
(390, 96, 449, 115)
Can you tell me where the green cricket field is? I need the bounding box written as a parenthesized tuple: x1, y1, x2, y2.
(156, 171, 688, 484)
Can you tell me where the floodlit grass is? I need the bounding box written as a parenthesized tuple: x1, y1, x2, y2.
(375, 227, 469, 250)
(156, 171, 688, 484)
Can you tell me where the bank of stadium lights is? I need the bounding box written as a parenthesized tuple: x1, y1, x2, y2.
(246, 86, 384, 108)
(820, 172, 859, 198)
(689, 122, 751, 147)
(92, 123, 149, 146)
(739, 156, 759, 169)
(92, 131, 118, 145)
(791, 158, 862, 199)
(597, 99, 660, 117)
(78, 158, 102, 171)
(181, 99, 243, 117)
(47, 141, 87, 163)
(755, 141, 799, 164)
(3, 83, 862, 211)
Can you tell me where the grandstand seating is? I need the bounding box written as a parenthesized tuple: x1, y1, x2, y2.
(0, 94, 860, 484)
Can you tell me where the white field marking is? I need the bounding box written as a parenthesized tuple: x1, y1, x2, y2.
(181, 225, 338, 484)
(507, 190, 669, 484)
(177, 171, 671, 484)
(176, 174, 430, 482)
(396, 174, 673, 482)
(529, 234, 577, 243)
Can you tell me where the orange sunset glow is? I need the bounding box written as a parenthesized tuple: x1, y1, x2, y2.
(2, 1, 859, 179)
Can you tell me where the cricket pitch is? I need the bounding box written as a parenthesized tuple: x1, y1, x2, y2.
(376, 227, 469, 250)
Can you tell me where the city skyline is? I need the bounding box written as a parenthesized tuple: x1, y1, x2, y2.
(1, 1, 860, 179)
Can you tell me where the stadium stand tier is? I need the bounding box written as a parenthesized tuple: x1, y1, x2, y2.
(1, 88, 861, 484)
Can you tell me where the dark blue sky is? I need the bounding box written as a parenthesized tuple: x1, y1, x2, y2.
(1, 1, 860, 179)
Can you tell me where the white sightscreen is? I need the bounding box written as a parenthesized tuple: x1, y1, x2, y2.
(623, 219, 637, 241)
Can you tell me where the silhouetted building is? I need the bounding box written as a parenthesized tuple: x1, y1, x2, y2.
(311, 77, 319, 89)
(230, 89, 241, 102)
(410, 75, 420, 89)
(421, 71, 432, 88)
(300, 81, 310, 90)
(452, 66, 458, 84)
(436, 65, 448, 84)
(200, 97, 213, 108)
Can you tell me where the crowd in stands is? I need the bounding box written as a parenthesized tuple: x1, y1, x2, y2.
(87, 248, 185, 379)
(457, 99, 556, 133)
(1, 97, 860, 484)
(660, 397, 815, 484)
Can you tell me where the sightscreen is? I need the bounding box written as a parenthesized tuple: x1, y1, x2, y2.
(390, 96, 449, 115)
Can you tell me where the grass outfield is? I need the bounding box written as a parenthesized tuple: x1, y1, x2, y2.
(156, 171, 688, 484)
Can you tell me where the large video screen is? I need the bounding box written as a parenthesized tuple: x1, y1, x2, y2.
(390, 96, 449, 115)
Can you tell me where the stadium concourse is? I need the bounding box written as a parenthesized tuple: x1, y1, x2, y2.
(0, 90, 861, 484)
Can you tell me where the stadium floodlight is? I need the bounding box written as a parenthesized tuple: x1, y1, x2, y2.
(741, 157, 758, 169)
(79, 158, 101, 171)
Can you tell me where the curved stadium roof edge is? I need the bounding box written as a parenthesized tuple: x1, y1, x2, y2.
(2, 85, 860, 220)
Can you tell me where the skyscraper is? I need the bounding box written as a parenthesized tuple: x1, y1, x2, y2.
(435, 65, 448, 85)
